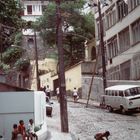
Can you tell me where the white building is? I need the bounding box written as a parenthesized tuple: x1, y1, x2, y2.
(21, 0, 49, 21)
(94, 0, 140, 80)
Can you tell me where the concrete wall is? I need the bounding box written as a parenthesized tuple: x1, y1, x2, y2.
(82, 76, 104, 101)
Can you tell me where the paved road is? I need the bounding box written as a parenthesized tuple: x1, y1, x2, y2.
(47, 99, 140, 140)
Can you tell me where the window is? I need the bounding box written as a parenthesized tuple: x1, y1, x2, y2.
(128, 0, 140, 11)
(96, 16, 105, 40)
(120, 60, 131, 80)
(27, 5, 32, 15)
(119, 91, 124, 97)
(132, 19, 140, 44)
(117, 0, 128, 20)
(107, 65, 120, 80)
(107, 35, 118, 59)
(119, 27, 130, 53)
(106, 6, 116, 29)
(28, 38, 34, 48)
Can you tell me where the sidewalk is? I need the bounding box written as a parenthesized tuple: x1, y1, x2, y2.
(46, 99, 78, 140)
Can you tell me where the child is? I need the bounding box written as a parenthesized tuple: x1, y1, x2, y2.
(28, 119, 38, 140)
(11, 124, 19, 140)
(94, 131, 110, 140)
(18, 120, 27, 140)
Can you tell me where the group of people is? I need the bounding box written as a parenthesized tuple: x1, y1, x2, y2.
(11, 119, 38, 140)
(42, 84, 79, 103)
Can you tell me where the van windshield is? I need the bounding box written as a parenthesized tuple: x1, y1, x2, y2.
(125, 87, 140, 96)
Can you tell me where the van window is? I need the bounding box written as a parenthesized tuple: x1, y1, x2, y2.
(125, 90, 131, 96)
(119, 91, 124, 97)
(137, 87, 140, 94)
(130, 88, 138, 96)
(115, 91, 118, 96)
(112, 91, 115, 96)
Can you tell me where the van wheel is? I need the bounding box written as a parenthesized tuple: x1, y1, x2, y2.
(108, 106, 113, 112)
(120, 106, 126, 114)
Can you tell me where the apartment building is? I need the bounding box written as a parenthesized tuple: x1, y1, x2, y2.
(94, 0, 140, 80)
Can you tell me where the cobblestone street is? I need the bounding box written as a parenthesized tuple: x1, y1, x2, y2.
(48, 99, 140, 140)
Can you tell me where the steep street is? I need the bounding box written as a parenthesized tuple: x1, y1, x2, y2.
(47, 99, 140, 140)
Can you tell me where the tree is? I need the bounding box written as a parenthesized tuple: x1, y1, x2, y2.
(0, 0, 24, 52)
(35, 1, 95, 67)
(0, 0, 22, 28)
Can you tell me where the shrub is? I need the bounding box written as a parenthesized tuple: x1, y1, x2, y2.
(15, 59, 30, 71)
(2, 47, 24, 64)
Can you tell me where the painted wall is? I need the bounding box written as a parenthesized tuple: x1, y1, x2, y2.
(65, 64, 82, 91)
(0, 91, 46, 139)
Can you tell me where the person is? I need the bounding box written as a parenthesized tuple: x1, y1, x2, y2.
(18, 120, 27, 140)
(56, 87, 60, 102)
(45, 85, 51, 99)
(11, 124, 19, 140)
(27, 119, 38, 140)
(73, 87, 78, 103)
(94, 131, 110, 140)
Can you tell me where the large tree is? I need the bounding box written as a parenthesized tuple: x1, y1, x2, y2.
(0, 0, 22, 27)
(0, 0, 27, 71)
(35, 1, 95, 67)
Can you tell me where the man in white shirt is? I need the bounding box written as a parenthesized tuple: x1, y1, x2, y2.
(73, 87, 78, 102)
(28, 119, 38, 140)
(45, 85, 51, 99)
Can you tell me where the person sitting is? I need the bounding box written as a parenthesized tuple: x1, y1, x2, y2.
(28, 119, 38, 140)
(11, 124, 19, 140)
(18, 120, 28, 140)
(94, 131, 110, 140)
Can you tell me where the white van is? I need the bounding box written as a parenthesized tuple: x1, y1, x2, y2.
(101, 85, 140, 114)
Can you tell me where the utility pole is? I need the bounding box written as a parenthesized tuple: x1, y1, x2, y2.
(98, 0, 107, 90)
(0, 23, 2, 62)
(34, 30, 40, 90)
(56, 0, 69, 132)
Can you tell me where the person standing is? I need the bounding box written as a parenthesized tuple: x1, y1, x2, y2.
(73, 87, 78, 103)
(45, 85, 51, 99)
(56, 87, 60, 102)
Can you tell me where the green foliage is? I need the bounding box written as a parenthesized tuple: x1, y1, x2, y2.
(2, 47, 24, 64)
(15, 59, 30, 71)
(14, 32, 23, 46)
(0, 63, 10, 72)
(0, 0, 23, 28)
(35, 1, 95, 67)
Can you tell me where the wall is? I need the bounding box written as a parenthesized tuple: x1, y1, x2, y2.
(40, 72, 53, 90)
(65, 63, 82, 91)
(82, 76, 104, 101)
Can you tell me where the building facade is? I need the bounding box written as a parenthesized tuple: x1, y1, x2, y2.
(94, 0, 140, 80)
(21, 0, 49, 21)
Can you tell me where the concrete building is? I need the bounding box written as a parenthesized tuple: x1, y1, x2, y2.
(94, 0, 140, 80)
